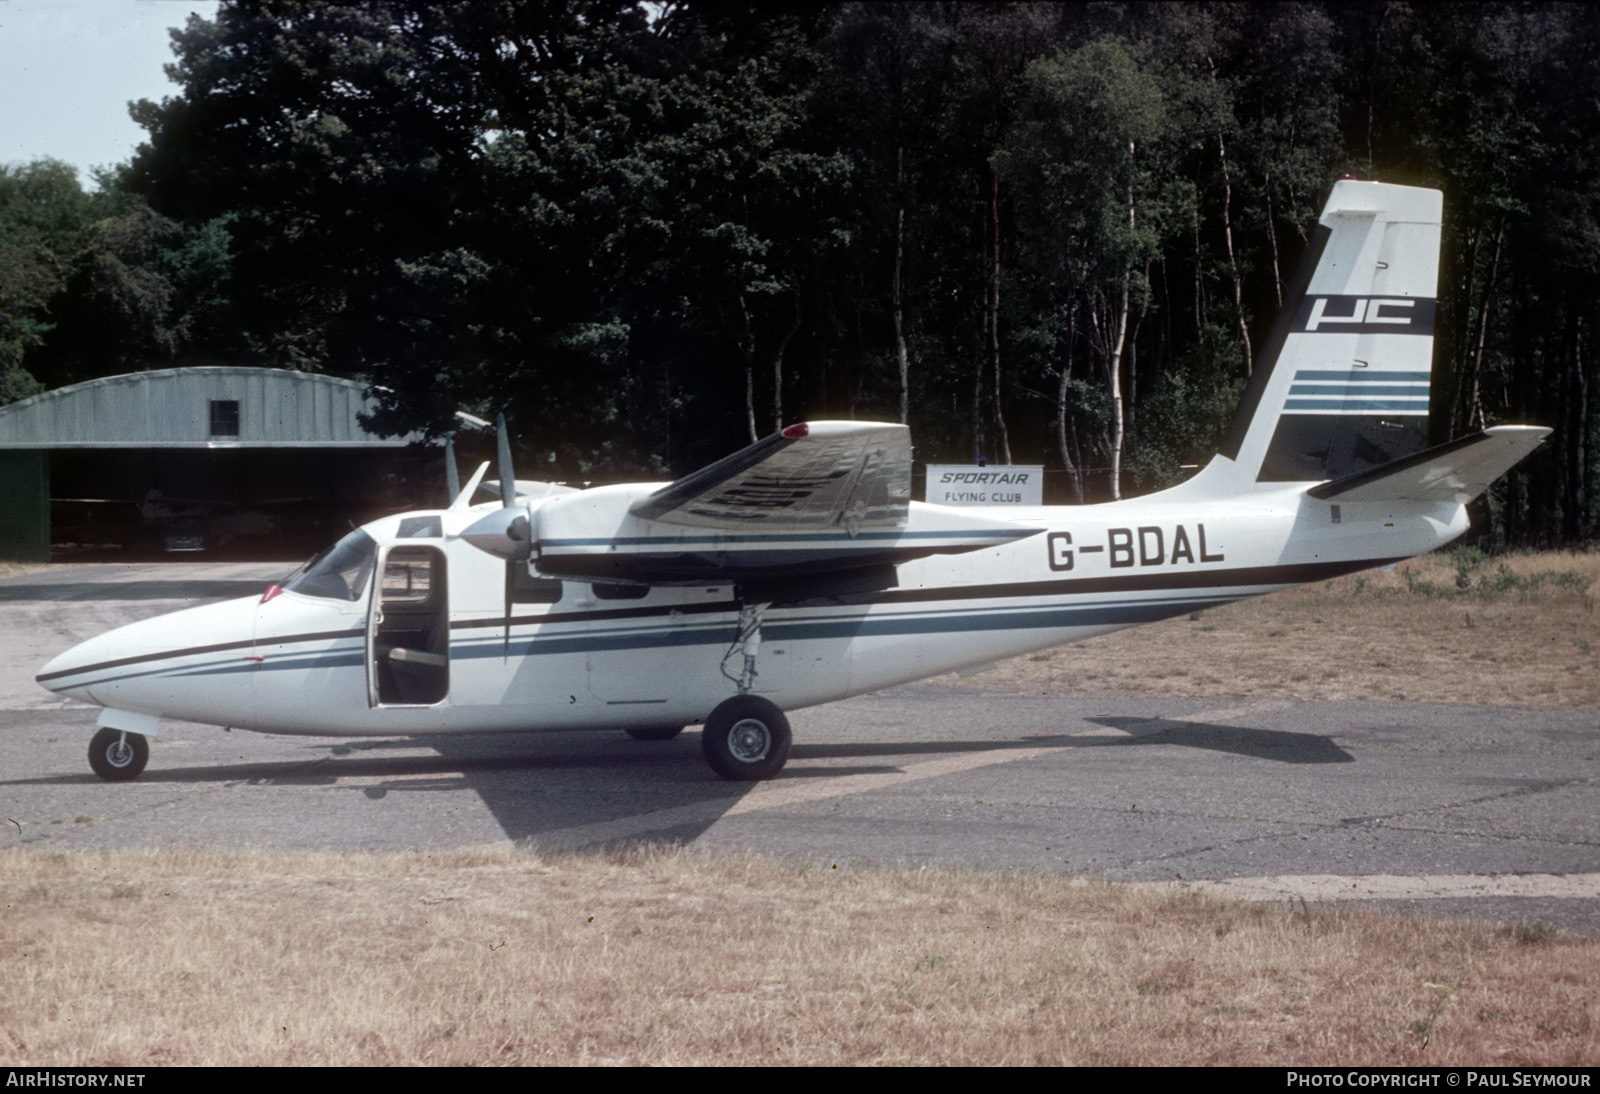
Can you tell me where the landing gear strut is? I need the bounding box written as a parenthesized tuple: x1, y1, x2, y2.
(88, 727, 149, 782)
(702, 695, 791, 781)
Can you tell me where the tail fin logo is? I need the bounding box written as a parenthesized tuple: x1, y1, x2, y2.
(1295, 296, 1436, 335)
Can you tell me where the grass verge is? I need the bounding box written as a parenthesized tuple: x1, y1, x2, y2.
(968, 549, 1600, 708)
(2, 845, 1596, 1066)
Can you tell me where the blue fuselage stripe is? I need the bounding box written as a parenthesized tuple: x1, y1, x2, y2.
(1283, 398, 1429, 411)
(1288, 384, 1430, 397)
(48, 592, 1250, 690)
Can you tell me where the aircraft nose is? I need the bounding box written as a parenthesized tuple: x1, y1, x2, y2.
(35, 597, 261, 718)
(37, 625, 143, 702)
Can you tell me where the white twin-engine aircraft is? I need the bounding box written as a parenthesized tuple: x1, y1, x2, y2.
(39, 181, 1550, 783)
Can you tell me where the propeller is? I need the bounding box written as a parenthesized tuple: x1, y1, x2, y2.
(459, 414, 533, 556)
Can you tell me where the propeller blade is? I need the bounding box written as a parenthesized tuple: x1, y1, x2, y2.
(444, 434, 462, 504)
(496, 412, 515, 509)
(503, 560, 513, 658)
(447, 462, 491, 512)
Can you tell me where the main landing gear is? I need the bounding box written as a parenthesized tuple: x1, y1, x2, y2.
(88, 727, 149, 782)
(701, 695, 791, 781)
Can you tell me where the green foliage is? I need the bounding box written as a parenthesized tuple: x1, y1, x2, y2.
(1404, 570, 1449, 598)
(0, 159, 91, 399)
(0, 1, 1591, 542)
(1123, 324, 1243, 491)
(1420, 546, 1592, 600)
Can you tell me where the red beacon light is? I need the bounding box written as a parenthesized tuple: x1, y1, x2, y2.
(782, 423, 809, 438)
(260, 584, 284, 604)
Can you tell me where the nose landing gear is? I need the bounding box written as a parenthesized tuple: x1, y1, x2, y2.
(89, 727, 149, 781)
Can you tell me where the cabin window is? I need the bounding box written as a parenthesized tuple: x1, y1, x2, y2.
(397, 515, 442, 539)
(287, 529, 377, 602)
(209, 400, 240, 437)
(380, 546, 442, 606)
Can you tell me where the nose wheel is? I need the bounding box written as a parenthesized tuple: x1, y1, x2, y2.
(89, 728, 149, 782)
(701, 695, 790, 781)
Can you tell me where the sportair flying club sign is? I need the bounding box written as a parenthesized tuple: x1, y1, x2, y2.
(926, 465, 1043, 507)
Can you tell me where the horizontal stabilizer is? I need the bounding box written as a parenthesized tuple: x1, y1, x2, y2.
(1306, 425, 1550, 504)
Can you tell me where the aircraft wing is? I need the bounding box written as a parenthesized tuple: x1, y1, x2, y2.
(1307, 425, 1551, 504)
(628, 421, 911, 532)
(524, 422, 1040, 586)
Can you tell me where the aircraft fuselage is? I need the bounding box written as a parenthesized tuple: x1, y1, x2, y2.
(36, 477, 1464, 740)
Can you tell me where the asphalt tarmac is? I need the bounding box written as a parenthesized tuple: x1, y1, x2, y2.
(4, 562, 1598, 936)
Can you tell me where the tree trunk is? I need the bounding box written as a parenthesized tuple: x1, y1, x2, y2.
(1264, 176, 1283, 308)
(893, 144, 911, 425)
(1210, 117, 1252, 370)
(1055, 304, 1084, 504)
(987, 159, 1011, 464)
(1104, 150, 1136, 501)
(1462, 217, 1507, 435)
(1107, 276, 1130, 502)
(1568, 311, 1589, 542)
(1127, 260, 1151, 433)
(771, 288, 800, 432)
(737, 292, 757, 443)
(1191, 180, 1203, 331)
(1449, 225, 1484, 438)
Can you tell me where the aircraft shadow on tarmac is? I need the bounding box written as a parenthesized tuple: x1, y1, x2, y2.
(1083, 716, 1355, 765)
(8, 715, 1351, 849)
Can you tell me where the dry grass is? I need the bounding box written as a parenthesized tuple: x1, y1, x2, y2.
(2, 845, 1596, 1066)
(970, 549, 1600, 708)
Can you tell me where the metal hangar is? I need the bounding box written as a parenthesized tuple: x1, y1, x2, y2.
(0, 367, 445, 561)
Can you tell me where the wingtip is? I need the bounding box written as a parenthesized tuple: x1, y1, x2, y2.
(1482, 424, 1552, 439)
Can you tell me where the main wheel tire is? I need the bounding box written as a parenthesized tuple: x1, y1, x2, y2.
(88, 728, 149, 782)
(625, 724, 685, 741)
(701, 695, 791, 781)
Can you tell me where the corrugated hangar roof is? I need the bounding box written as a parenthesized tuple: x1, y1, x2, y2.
(0, 367, 427, 449)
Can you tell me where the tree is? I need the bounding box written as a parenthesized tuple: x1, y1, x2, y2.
(1008, 35, 1178, 499)
(0, 160, 92, 402)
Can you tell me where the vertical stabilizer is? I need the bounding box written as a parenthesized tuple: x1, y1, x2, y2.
(1217, 180, 1441, 484)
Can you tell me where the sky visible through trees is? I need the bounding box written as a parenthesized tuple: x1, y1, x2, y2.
(1, 1, 1596, 547)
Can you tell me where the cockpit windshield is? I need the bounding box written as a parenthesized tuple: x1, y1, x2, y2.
(286, 529, 378, 602)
